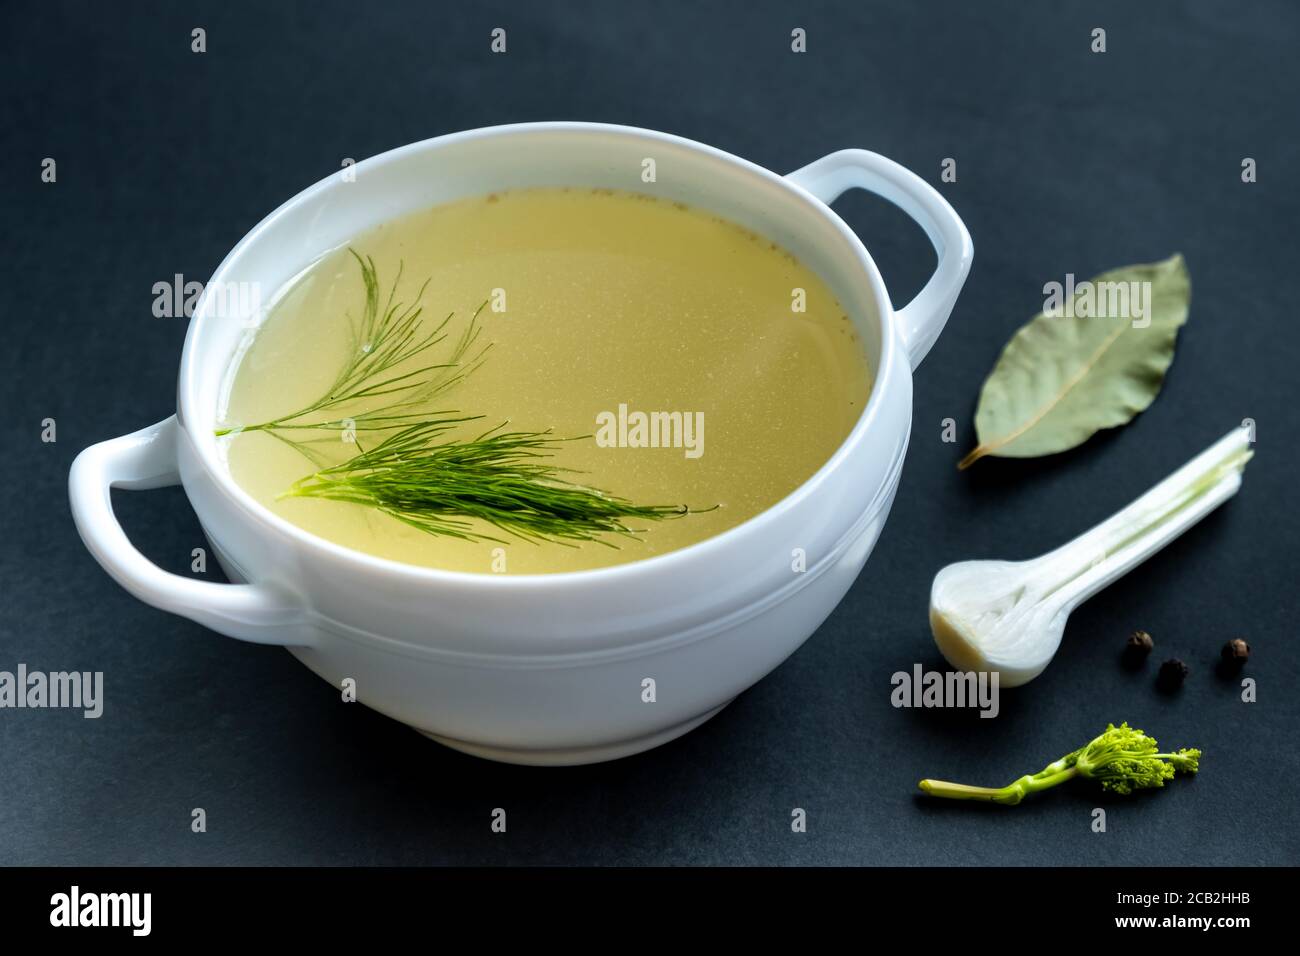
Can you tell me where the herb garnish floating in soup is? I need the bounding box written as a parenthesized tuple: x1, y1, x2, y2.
(218, 188, 872, 573)
(220, 251, 687, 544)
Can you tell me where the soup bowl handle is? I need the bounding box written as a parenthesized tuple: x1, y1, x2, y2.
(786, 149, 973, 370)
(68, 416, 310, 646)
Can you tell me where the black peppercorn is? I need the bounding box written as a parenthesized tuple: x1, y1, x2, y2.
(1126, 630, 1154, 655)
(1157, 658, 1189, 690)
(1221, 638, 1250, 668)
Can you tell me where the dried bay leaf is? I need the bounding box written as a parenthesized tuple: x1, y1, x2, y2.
(959, 254, 1190, 469)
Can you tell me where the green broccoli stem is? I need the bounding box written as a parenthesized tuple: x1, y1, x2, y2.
(919, 754, 1079, 805)
(919, 724, 1202, 806)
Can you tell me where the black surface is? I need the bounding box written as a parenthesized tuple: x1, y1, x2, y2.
(2, 0, 1297, 866)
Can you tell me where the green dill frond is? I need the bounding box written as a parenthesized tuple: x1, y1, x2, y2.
(280, 417, 694, 546)
(216, 249, 488, 442)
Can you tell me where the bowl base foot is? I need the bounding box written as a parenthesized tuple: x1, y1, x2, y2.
(415, 699, 735, 766)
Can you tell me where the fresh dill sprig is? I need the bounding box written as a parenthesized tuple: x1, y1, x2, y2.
(215, 249, 489, 445)
(279, 416, 694, 546)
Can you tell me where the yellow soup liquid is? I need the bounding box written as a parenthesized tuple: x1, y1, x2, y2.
(220, 188, 872, 573)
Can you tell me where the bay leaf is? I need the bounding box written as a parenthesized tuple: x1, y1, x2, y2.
(959, 254, 1190, 469)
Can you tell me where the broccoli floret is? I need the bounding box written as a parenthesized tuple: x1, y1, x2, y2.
(1076, 723, 1201, 795)
(918, 723, 1201, 805)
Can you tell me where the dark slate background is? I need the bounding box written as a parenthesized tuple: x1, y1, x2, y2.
(1, 0, 1296, 866)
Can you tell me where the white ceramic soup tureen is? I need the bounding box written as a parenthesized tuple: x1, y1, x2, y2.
(69, 123, 972, 765)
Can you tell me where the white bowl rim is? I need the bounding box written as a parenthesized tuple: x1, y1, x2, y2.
(178, 120, 905, 590)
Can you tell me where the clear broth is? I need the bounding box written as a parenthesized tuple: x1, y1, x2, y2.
(220, 188, 872, 573)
